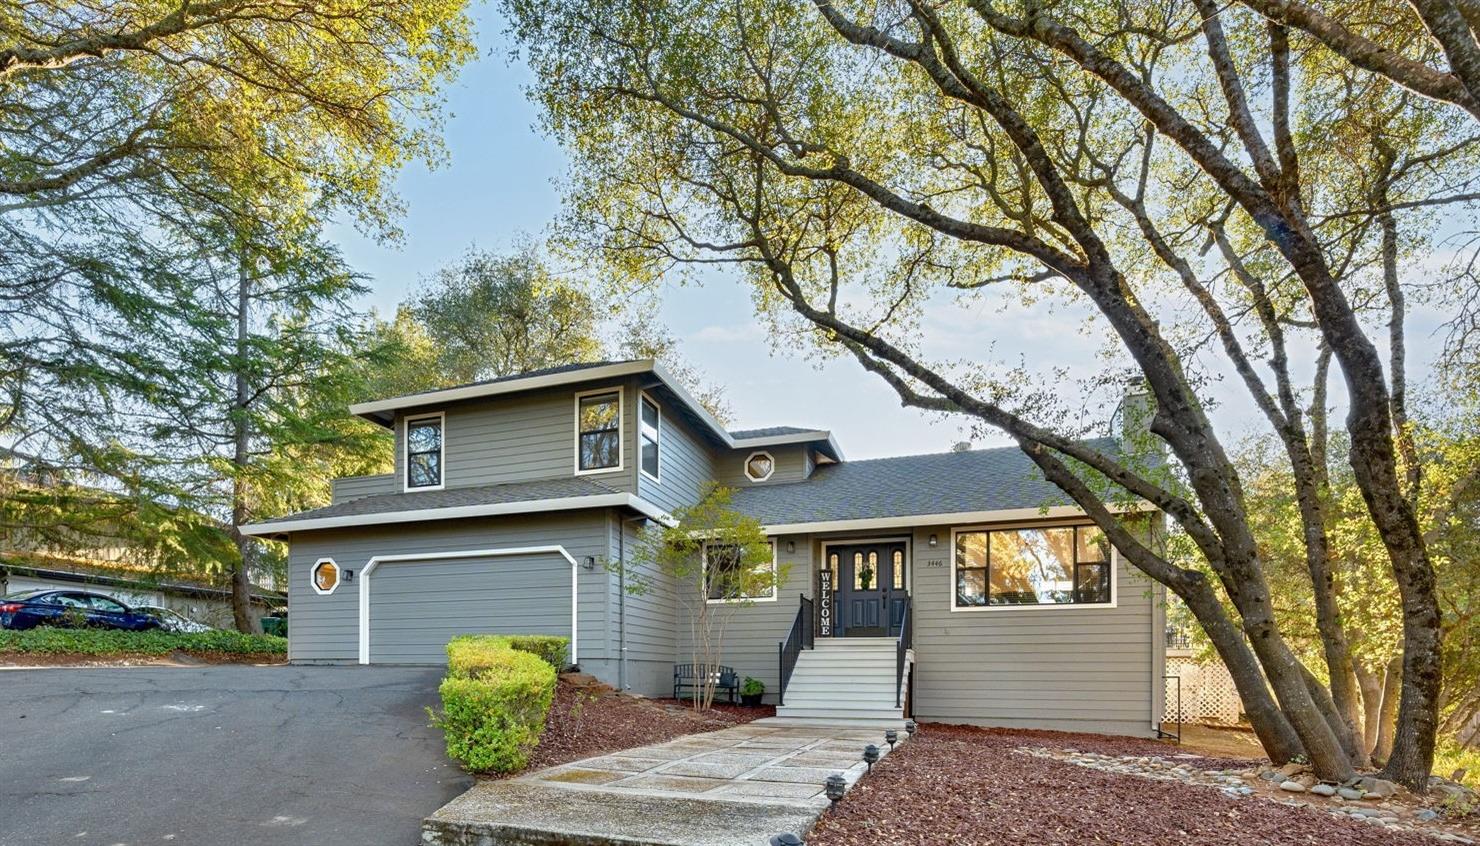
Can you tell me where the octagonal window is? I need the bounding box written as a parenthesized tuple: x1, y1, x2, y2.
(312, 559, 340, 595)
(744, 451, 775, 482)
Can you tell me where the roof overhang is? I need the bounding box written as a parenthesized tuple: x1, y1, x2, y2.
(757, 501, 1157, 536)
(239, 492, 675, 538)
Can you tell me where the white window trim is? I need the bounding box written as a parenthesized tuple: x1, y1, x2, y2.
(311, 557, 341, 596)
(743, 450, 776, 483)
(948, 523, 1119, 612)
(358, 546, 580, 665)
(639, 390, 662, 484)
(573, 387, 625, 476)
(402, 411, 446, 492)
(703, 539, 779, 604)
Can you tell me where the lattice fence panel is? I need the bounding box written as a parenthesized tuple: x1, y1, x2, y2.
(1164, 656, 1242, 725)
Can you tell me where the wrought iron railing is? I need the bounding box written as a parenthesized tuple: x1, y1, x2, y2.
(895, 596, 913, 708)
(777, 593, 814, 706)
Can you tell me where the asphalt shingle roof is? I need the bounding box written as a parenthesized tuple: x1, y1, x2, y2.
(727, 440, 1116, 526)
(377, 360, 628, 405)
(252, 476, 621, 526)
(728, 426, 824, 439)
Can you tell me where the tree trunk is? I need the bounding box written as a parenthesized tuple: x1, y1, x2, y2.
(1375, 655, 1403, 764)
(229, 259, 260, 635)
(1182, 586, 1304, 763)
(1356, 662, 1383, 755)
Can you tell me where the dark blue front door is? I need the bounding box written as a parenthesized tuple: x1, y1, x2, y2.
(828, 541, 907, 637)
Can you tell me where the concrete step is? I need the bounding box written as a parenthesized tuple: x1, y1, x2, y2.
(813, 637, 898, 646)
(773, 705, 904, 721)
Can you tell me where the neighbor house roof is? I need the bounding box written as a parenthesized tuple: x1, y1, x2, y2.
(238, 477, 673, 537)
(0, 552, 283, 603)
(728, 439, 1142, 533)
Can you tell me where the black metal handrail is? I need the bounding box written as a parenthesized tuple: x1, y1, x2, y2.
(895, 596, 912, 708)
(777, 593, 813, 706)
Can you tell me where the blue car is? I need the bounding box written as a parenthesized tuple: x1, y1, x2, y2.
(0, 589, 162, 632)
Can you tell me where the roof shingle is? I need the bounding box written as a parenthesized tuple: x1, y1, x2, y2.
(252, 476, 622, 526)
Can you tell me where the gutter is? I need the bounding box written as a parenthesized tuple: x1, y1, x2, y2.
(239, 492, 675, 537)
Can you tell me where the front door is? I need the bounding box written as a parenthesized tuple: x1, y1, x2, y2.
(828, 541, 907, 637)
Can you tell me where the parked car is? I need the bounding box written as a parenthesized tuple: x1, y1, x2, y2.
(0, 589, 162, 632)
(136, 606, 213, 633)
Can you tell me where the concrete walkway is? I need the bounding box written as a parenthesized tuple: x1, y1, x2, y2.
(421, 717, 905, 846)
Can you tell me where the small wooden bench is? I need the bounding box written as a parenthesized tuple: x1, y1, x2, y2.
(673, 663, 739, 704)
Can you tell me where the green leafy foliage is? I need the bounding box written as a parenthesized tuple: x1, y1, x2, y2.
(0, 628, 286, 657)
(433, 635, 558, 773)
(447, 633, 571, 671)
(741, 676, 765, 696)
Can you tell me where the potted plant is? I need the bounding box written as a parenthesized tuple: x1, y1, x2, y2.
(741, 677, 765, 706)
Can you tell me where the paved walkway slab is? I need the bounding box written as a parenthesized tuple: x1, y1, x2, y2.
(422, 718, 906, 846)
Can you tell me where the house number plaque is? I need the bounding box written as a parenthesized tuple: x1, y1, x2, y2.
(818, 569, 833, 637)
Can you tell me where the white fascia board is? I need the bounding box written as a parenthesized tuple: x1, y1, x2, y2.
(239, 492, 674, 536)
(731, 430, 843, 459)
(758, 501, 1155, 536)
(349, 361, 657, 419)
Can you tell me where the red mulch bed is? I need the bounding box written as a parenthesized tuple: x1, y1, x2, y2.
(505, 676, 774, 775)
(808, 723, 1435, 846)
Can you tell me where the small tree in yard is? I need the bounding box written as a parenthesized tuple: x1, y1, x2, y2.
(626, 484, 782, 711)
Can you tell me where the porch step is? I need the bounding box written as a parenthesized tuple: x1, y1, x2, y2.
(776, 639, 913, 724)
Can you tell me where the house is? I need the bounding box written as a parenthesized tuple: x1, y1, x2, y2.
(240, 360, 1167, 736)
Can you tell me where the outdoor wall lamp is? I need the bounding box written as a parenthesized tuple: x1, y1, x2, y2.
(862, 744, 881, 773)
(583, 556, 596, 571)
(824, 773, 847, 804)
(927, 534, 938, 547)
(786, 540, 796, 554)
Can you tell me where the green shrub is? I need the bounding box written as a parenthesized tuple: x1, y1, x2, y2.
(434, 636, 557, 774)
(0, 627, 287, 656)
(446, 634, 569, 672)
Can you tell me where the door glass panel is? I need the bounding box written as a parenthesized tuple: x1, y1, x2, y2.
(892, 549, 905, 590)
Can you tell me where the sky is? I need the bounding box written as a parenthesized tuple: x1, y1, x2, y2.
(328, 8, 1453, 462)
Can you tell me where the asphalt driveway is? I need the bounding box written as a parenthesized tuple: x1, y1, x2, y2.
(0, 664, 472, 846)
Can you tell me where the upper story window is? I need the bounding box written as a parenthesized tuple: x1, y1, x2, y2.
(953, 524, 1112, 609)
(405, 413, 444, 490)
(639, 394, 661, 481)
(576, 389, 622, 474)
(744, 451, 775, 482)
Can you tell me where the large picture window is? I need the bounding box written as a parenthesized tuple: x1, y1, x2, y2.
(405, 414, 444, 490)
(576, 390, 622, 473)
(704, 541, 778, 602)
(954, 525, 1112, 608)
(639, 395, 660, 481)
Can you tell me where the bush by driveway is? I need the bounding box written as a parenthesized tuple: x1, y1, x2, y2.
(0, 627, 286, 660)
(0, 664, 470, 846)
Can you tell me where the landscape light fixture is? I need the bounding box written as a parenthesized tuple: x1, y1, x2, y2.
(904, 719, 918, 737)
(863, 744, 881, 773)
(769, 834, 804, 846)
(884, 729, 898, 749)
(824, 773, 847, 805)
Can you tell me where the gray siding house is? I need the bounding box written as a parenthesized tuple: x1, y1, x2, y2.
(242, 360, 1166, 736)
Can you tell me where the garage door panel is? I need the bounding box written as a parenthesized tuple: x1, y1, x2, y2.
(367, 553, 571, 664)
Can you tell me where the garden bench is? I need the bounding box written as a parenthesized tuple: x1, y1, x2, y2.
(672, 663, 738, 704)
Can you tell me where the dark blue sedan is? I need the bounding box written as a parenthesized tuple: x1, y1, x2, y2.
(0, 590, 162, 631)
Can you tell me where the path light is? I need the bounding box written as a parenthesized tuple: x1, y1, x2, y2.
(824, 773, 847, 805)
(769, 835, 804, 846)
(904, 720, 917, 737)
(863, 744, 881, 773)
(884, 729, 898, 749)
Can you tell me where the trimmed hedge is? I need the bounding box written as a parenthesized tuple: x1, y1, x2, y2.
(433, 635, 559, 773)
(445, 634, 570, 671)
(0, 627, 287, 656)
